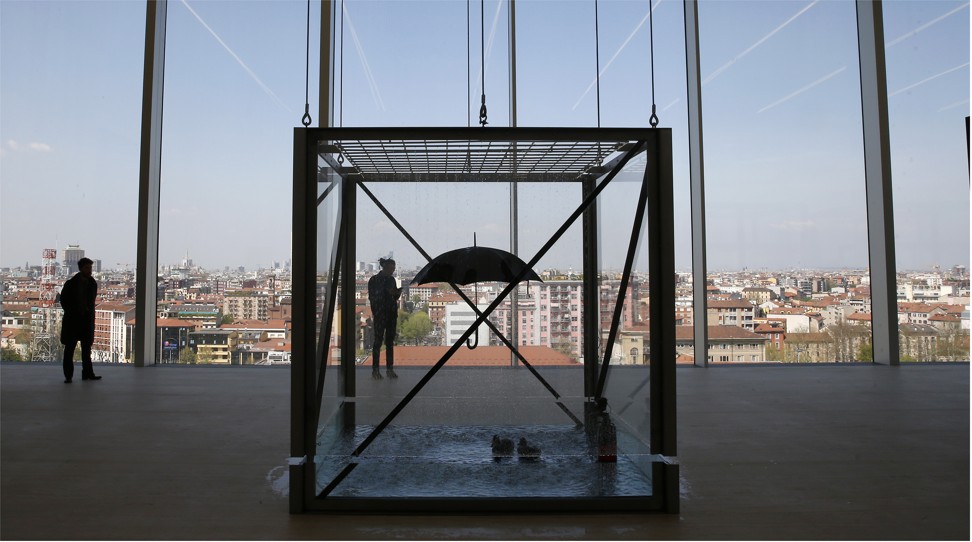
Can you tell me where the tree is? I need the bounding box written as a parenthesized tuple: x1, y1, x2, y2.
(856, 342, 873, 362)
(553, 339, 577, 362)
(178, 347, 197, 364)
(826, 321, 869, 362)
(400, 311, 434, 345)
(936, 328, 970, 361)
(220, 314, 234, 325)
(765, 345, 784, 361)
(1, 347, 23, 361)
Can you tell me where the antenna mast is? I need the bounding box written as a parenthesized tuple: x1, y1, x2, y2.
(31, 248, 62, 361)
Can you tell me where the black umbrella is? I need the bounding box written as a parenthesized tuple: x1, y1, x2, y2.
(412, 239, 542, 349)
(411, 246, 542, 286)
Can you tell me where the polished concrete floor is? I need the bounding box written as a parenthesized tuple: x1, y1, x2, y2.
(1, 362, 968, 540)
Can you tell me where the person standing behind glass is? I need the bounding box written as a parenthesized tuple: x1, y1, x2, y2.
(60, 257, 100, 383)
(368, 258, 402, 379)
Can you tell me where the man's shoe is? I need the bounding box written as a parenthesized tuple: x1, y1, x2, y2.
(64, 378, 72, 384)
(81, 374, 102, 381)
(371, 369, 383, 380)
(387, 368, 398, 379)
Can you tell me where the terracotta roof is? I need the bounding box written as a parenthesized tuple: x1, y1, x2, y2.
(156, 318, 198, 328)
(847, 312, 871, 321)
(942, 304, 967, 315)
(897, 303, 935, 313)
(675, 353, 694, 364)
(363, 345, 579, 366)
(929, 314, 960, 322)
(95, 302, 134, 313)
(754, 324, 784, 333)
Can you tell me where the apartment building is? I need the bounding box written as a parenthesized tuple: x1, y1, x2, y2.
(93, 302, 135, 363)
(675, 325, 768, 363)
(223, 292, 269, 321)
(706, 298, 757, 331)
(187, 329, 239, 364)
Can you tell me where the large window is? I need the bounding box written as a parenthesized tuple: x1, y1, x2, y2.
(158, 0, 313, 364)
(0, 1, 143, 363)
(699, 0, 873, 363)
(884, 0, 970, 362)
(4, 1, 966, 371)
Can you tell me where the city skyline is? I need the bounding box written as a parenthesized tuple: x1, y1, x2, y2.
(1, 0, 968, 272)
(2, 241, 967, 277)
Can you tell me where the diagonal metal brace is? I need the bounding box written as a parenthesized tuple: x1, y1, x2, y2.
(357, 181, 568, 403)
(594, 158, 652, 399)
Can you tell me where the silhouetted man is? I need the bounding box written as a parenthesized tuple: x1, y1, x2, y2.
(60, 257, 100, 383)
(368, 258, 402, 379)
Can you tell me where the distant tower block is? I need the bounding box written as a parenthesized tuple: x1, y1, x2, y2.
(63, 244, 85, 273)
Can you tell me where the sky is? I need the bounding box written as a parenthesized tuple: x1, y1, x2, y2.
(1, 0, 968, 273)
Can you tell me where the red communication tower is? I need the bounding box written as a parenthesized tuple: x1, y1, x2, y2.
(31, 248, 62, 361)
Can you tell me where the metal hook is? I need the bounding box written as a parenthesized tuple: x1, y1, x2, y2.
(301, 104, 312, 128)
(479, 95, 488, 127)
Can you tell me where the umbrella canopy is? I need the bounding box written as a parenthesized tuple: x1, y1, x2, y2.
(411, 246, 543, 286)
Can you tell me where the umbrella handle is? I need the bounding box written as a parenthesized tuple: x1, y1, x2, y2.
(466, 328, 479, 349)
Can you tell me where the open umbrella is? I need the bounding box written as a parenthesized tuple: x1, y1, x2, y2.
(411, 246, 543, 286)
(412, 235, 542, 348)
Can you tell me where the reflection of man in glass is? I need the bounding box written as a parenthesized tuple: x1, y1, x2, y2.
(368, 258, 402, 379)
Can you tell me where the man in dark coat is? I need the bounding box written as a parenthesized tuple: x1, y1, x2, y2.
(368, 258, 402, 379)
(60, 257, 100, 383)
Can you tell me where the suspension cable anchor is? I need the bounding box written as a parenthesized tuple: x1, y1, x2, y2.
(479, 95, 488, 126)
(301, 104, 312, 128)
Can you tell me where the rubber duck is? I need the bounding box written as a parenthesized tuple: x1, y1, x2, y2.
(491, 435, 514, 457)
(517, 437, 541, 459)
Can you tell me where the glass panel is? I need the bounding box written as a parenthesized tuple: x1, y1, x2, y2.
(313, 164, 343, 494)
(516, 182, 584, 363)
(159, 0, 310, 364)
(0, 1, 143, 364)
(310, 130, 659, 504)
(699, 0, 872, 363)
(593, 160, 652, 485)
(884, 0, 970, 362)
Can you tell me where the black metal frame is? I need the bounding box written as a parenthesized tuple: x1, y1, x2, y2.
(292, 126, 676, 513)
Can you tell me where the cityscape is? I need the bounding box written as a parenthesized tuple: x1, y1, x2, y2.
(1, 244, 968, 366)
